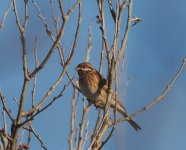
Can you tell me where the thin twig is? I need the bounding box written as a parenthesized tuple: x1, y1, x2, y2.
(81, 119, 90, 150)
(69, 87, 77, 150)
(1, 110, 9, 150)
(99, 39, 105, 74)
(67, 0, 81, 16)
(11, 1, 31, 147)
(28, 123, 48, 150)
(13, 97, 20, 106)
(89, 114, 109, 148)
(68, 1, 82, 63)
(32, 1, 53, 38)
(0, 1, 12, 30)
(2, 110, 7, 134)
(85, 21, 93, 62)
(107, 0, 116, 22)
(116, 57, 186, 123)
(92, 49, 105, 140)
(90, 1, 133, 149)
(58, 0, 66, 20)
(33, 1, 65, 66)
(75, 123, 79, 148)
(26, 36, 39, 146)
(77, 103, 91, 150)
(100, 65, 119, 148)
(20, 79, 72, 126)
(91, 109, 102, 142)
(27, 123, 32, 146)
(50, 0, 59, 33)
(30, 1, 69, 78)
(19, 126, 26, 146)
(89, 116, 112, 149)
(32, 36, 39, 108)
(23, 0, 29, 29)
(60, 1, 82, 92)
(104, 57, 115, 117)
(0, 91, 14, 122)
(0, 128, 8, 150)
(32, 1, 81, 88)
(131, 57, 186, 117)
(97, 0, 111, 66)
(117, 0, 133, 62)
(23, 48, 71, 118)
(33, 0, 81, 90)
(13, 0, 30, 80)
(99, 125, 115, 149)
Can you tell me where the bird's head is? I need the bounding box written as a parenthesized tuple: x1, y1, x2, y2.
(75, 62, 94, 76)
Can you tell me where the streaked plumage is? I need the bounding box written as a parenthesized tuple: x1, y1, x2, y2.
(76, 62, 141, 131)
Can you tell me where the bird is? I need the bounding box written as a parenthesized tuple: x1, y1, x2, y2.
(75, 62, 141, 131)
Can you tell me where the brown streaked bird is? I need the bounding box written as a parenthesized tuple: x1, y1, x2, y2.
(75, 62, 141, 131)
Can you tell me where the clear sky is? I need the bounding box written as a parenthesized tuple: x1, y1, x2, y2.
(0, 0, 186, 150)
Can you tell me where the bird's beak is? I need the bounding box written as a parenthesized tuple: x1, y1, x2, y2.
(75, 66, 80, 71)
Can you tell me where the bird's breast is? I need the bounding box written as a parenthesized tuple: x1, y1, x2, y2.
(79, 81, 95, 98)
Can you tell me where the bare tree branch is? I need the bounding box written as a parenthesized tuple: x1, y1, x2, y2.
(58, 0, 66, 20)
(0, 111, 8, 150)
(89, 116, 112, 149)
(99, 39, 105, 74)
(81, 119, 90, 150)
(10, 1, 32, 147)
(107, 0, 116, 22)
(21, 0, 82, 119)
(116, 57, 186, 123)
(85, 21, 93, 62)
(32, 36, 39, 108)
(97, 0, 111, 66)
(20, 77, 72, 126)
(117, 0, 133, 62)
(13, 0, 30, 80)
(91, 110, 102, 142)
(32, 0, 82, 94)
(50, 0, 59, 34)
(1, 1, 185, 150)
(30, 1, 69, 78)
(23, 0, 29, 29)
(69, 88, 77, 150)
(0, 91, 14, 122)
(27, 123, 48, 150)
(77, 103, 91, 150)
(0, 1, 12, 30)
(131, 57, 186, 117)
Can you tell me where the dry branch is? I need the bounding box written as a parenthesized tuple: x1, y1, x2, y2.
(77, 103, 91, 150)
(116, 57, 186, 123)
(11, 1, 31, 147)
(131, 57, 186, 117)
(0, 1, 12, 30)
(117, 0, 133, 62)
(85, 22, 93, 62)
(69, 88, 77, 150)
(0, 91, 14, 122)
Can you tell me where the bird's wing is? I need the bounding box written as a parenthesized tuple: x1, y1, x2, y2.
(94, 70, 127, 113)
(111, 92, 127, 112)
(96, 70, 107, 87)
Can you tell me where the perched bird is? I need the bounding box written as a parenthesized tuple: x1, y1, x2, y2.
(75, 62, 141, 131)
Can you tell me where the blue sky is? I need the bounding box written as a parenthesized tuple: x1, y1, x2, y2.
(0, 0, 186, 150)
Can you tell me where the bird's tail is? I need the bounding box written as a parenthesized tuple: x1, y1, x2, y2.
(120, 110, 141, 132)
(111, 97, 141, 131)
(127, 117, 141, 132)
